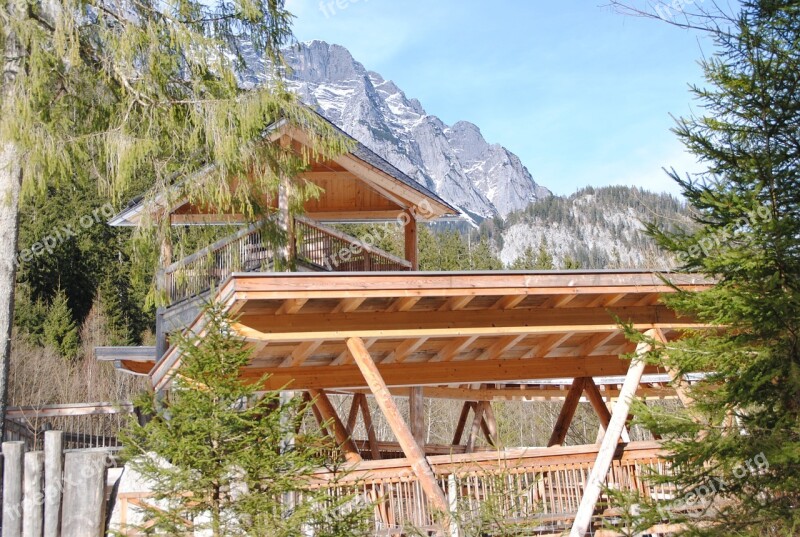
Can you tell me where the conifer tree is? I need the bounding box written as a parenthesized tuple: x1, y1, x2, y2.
(122, 303, 370, 537)
(42, 288, 79, 360)
(614, 1, 800, 534)
(0, 0, 349, 433)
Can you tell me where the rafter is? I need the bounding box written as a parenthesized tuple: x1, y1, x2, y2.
(275, 298, 307, 315)
(280, 340, 323, 368)
(386, 296, 420, 313)
(332, 297, 366, 314)
(431, 336, 478, 362)
(382, 337, 427, 364)
(438, 295, 474, 312)
(475, 334, 527, 361)
(489, 294, 526, 310)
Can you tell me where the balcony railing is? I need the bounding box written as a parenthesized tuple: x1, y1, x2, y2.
(161, 216, 411, 304)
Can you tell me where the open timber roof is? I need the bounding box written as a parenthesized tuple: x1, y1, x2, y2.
(109, 111, 458, 227)
(112, 270, 714, 392)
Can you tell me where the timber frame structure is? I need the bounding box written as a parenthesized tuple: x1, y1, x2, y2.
(98, 115, 714, 536)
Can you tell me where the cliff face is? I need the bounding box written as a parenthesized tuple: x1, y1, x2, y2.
(281, 41, 550, 218)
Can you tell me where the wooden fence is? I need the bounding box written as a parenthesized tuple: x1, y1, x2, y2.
(4, 403, 135, 452)
(1, 432, 114, 537)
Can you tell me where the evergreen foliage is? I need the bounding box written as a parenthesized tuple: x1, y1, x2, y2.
(627, 1, 800, 534)
(122, 303, 370, 537)
(41, 288, 79, 360)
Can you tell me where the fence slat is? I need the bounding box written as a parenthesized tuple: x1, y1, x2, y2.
(2, 441, 25, 537)
(22, 451, 43, 537)
(61, 451, 108, 537)
(43, 432, 63, 537)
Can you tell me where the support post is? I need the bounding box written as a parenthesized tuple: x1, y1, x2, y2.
(43, 431, 63, 537)
(22, 451, 44, 537)
(347, 337, 452, 528)
(548, 377, 586, 447)
(61, 451, 108, 537)
(308, 389, 361, 463)
(409, 386, 425, 447)
(404, 209, 418, 270)
(569, 330, 653, 537)
(3, 441, 25, 537)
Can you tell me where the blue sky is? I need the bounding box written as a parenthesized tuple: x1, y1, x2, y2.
(284, 1, 715, 197)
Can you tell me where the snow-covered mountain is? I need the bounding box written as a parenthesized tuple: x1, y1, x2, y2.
(280, 41, 550, 218)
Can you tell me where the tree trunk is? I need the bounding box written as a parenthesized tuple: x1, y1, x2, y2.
(0, 0, 25, 439)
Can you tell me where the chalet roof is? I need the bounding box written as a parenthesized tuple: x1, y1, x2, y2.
(109, 111, 458, 227)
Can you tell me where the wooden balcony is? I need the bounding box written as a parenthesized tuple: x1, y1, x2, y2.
(160, 216, 411, 305)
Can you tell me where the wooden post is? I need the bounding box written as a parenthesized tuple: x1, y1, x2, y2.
(308, 389, 361, 463)
(358, 395, 382, 460)
(404, 209, 418, 270)
(3, 441, 25, 537)
(548, 377, 586, 447)
(346, 337, 452, 528)
(22, 451, 43, 537)
(43, 431, 63, 537)
(569, 330, 653, 537)
(409, 386, 425, 447)
(465, 401, 485, 453)
(61, 451, 108, 537)
(452, 402, 474, 446)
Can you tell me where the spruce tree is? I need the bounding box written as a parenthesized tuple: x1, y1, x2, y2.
(0, 0, 349, 433)
(42, 288, 79, 360)
(620, 1, 800, 534)
(122, 303, 370, 536)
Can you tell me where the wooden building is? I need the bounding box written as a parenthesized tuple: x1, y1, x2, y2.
(98, 115, 713, 536)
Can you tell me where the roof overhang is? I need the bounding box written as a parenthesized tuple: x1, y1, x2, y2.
(113, 271, 714, 392)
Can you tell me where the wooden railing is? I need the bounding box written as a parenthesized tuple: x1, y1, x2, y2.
(161, 217, 411, 304)
(3, 402, 135, 451)
(305, 441, 674, 535)
(295, 217, 412, 273)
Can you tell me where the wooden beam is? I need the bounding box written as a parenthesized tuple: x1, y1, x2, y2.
(476, 334, 526, 361)
(280, 340, 323, 368)
(409, 386, 425, 446)
(358, 395, 382, 460)
(307, 389, 361, 463)
(570, 331, 653, 537)
(482, 401, 500, 447)
(330, 337, 377, 366)
(432, 336, 478, 362)
(346, 394, 362, 435)
(382, 337, 427, 364)
(583, 377, 612, 432)
(489, 294, 526, 310)
(438, 295, 474, 312)
(465, 401, 486, 454)
(386, 296, 420, 313)
(547, 377, 586, 447)
(332, 297, 366, 314)
(404, 210, 418, 270)
(522, 333, 574, 359)
(346, 337, 451, 526)
(275, 298, 307, 315)
(577, 331, 619, 357)
(452, 402, 473, 446)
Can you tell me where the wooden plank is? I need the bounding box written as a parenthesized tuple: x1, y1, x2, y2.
(22, 451, 44, 537)
(43, 431, 63, 537)
(61, 451, 108, 537)
(332, 297, 366, 314)
(241, 354, 663, 391)
(576, 331, 619, 357)
(570, 331, 653, 537)
(346, 337, 452, 526)
(547, 378, 586, 447)
(489, 294, 526, 310)
(409, 387, 425, 446)
(358, 395, 382, 460)
(438, 295, 474, 312)
(386, 296, 421, 313)
(275, 298, 307, 315)
(280, 340, 323, 368)
(452, 402, 473, 446)
(3, 441, 25, 537)
(475, 334, 526, 361)
(431, 336, 477, 363)
(583, 377, 612, 433)
(404, 210, 419, 270)
(521, 332, 575, 359)
(382, 337, 427, 364)
(307, 389, 361, 463)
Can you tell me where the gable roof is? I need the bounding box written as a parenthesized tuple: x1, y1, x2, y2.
(109, 111, 458, 227)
